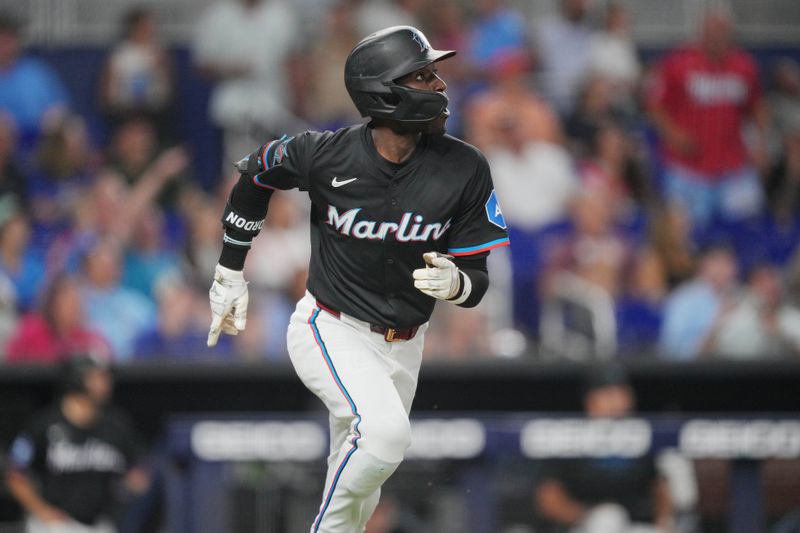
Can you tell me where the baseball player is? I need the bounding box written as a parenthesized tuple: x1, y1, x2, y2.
(5, 356, 148, 533)
(207, 25, 510, 533)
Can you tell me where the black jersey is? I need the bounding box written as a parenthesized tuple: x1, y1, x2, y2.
(7, 405, 142, 525)
(256, 124, 509, 328)
(538, 455, 660, 523)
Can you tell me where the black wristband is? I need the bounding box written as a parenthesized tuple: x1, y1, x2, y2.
(219, 241, 249, 270)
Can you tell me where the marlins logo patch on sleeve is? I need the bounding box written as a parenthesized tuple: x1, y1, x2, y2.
(9, 435, 34, 467)
(485, 190, 507, 229)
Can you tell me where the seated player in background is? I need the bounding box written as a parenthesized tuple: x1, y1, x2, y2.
(5, 356, 149, 533)
(206, 25, 509, 533)
(534, 365, 674, 533)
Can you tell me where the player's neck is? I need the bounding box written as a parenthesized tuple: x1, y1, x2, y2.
(370, 127, 422, 164)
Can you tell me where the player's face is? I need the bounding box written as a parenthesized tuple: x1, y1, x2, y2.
(584, 385, 634, 418)
(401, 64, 448, 92)
(397, 64, 449, 134)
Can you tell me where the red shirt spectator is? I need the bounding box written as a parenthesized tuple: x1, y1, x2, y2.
(5, 315, 110, 364)
(5, 274, 111, 364)
(648, 44, 761, 176)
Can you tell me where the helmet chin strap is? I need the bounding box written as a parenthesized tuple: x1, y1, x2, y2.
(368, 84, 450, 135)
(386, 84, 449, 123)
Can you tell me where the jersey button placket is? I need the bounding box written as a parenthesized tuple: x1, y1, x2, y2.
(385, 185, 400, 305)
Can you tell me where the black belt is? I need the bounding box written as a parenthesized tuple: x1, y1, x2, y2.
(315, 300, 419, 342)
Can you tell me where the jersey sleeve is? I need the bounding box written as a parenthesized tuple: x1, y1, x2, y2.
(7, 418, 47, 474)
(446, 153, 510, 257)
(247, 132, 317, 191)
(7, 432, 36, 472)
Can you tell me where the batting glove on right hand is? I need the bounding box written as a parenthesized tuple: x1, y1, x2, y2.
(207, 264, 249, 347)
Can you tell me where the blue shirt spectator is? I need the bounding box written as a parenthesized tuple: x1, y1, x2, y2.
(617, 298, 663, 354)
(121, 207, 182, 300)
(0, 58, 69, 149)
(135, 328, 232, 360)
(122, 250, 180, 300)
(658, 281, 720, 360)
(0, 210, 46, 312)
(0, 14, 70, 155)
(1, 248, 45, 312)
(134, 281, 235, 360)
(82, 283, 155, 361)
(468, 1, 529, 69)
(659, 246, 739, 359)
(79, 240, 156, 361)
(615, 246, 667, 357)
(27, 114, 94, 250)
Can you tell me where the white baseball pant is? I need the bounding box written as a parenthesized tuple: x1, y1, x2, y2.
(286, 291, 427, 533)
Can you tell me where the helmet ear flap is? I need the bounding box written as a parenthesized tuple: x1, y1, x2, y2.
(378, 93, 401, 107)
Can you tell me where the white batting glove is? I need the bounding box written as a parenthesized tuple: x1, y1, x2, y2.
(412, 252, 471, 304)
(207, 264, 249, 347)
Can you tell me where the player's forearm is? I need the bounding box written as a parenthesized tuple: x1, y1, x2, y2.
(452, 255, 489, 308)
(6, 470, 55, 517)
(218, 234, 251, 270)
(653, 478, 675, 530)
(535, 481, 587, 525)
(218, 145, 276, 270)
(455, 267, 488, 308)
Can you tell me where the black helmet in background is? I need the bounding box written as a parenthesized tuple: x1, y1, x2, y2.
(59, 355, 112, 405)
(344, 26, 456, 129)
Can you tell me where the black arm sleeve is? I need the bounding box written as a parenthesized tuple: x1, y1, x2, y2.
(218, 135, 309, 270)
(218, 161, 274, 270)
(219, 242, 250, 270)
(453, 254, 489, 308)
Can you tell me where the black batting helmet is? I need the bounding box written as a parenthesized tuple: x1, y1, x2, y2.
(344, 26, 456, 126)
(58, 355, 109, 397)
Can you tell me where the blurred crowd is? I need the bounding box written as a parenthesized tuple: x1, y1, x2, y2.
(0, 0, 799, 365)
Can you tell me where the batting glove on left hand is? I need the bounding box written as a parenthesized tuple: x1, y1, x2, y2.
(207, 264, 249, 347)
(412, 252, 470, 304)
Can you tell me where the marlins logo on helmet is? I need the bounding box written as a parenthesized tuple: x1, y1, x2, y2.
(411, 31, 429, 52)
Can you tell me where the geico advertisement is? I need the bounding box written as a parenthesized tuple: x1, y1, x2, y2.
(186, 416, 800, 461)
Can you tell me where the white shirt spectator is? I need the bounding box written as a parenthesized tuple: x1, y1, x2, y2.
(245, 223, 310, 291)
(588, 31, 641, 88)
(713, 294, 800, 359)
(354, 0, 418, 38)
(536, 14, 593, 114)
(106, 41, 171, 110)
(192, 0, 299, 129)
(488, 142, 577, 230)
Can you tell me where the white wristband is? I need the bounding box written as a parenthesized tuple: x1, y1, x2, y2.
(448, 271, 472, 305)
